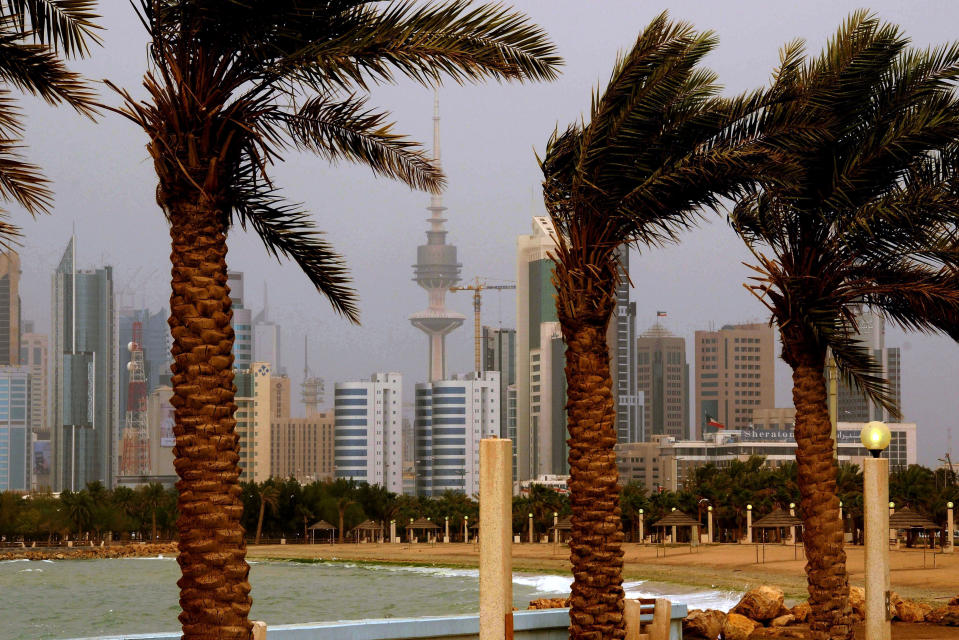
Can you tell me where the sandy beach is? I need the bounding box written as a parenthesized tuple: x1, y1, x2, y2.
(247, 541, 959, 606)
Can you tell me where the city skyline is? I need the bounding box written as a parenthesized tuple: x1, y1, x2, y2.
(8, 1, 959, 467)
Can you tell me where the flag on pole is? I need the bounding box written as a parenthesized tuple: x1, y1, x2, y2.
(706, 414, 726, 430)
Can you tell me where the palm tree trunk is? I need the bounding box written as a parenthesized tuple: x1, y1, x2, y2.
(563, 317, 626, 639)
(790, 347, 853, 640)
(255, 501, 265, 545)
(168, 207, 251, 640)
(151, 509, 157, 541)
(338, 508, 345, 544)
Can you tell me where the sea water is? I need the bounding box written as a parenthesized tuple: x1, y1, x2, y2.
(0, 557, 742, 640)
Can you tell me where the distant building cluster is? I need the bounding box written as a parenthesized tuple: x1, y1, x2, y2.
(0, 99, 916, 497)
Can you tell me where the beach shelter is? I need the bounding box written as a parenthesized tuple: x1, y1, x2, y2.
(549, 516, 572, 543)
(751, 508, 804, 562)
(405, 517, 440, 542)
(308, 520, 336, 544)
(650, 510, 700, 544)
(350, 520, 382, 543)
(889, 508, 941, 552)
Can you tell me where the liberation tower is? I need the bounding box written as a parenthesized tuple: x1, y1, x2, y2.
(409, 94, 464, 381)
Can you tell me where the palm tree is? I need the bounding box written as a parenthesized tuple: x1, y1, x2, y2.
(539, 13, 775, 638)
(108, 2, 559, 637)
(253, 485, 279, 545)
(0, 1, 98, 241)
(730, 12, 959, 640)
(140, 482, 167, 541)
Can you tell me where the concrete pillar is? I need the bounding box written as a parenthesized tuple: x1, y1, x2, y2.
(252, 621, 267, 640)
(889, 502, 898, 548)
(464, 516, 469, 544)
(947, 502, 954, 553)
(445, 517, 450, 543)
(707, 506, 714, 543)
(390, 520, 396, 543)
(528, 513, 534, 544)
(747, 505, 753, 544)
(671, 526, 677, 544)
(789, 503, 796, 545)
(691, 525, 699, 547)
(638, 510, 644, 543)
(479, 439, 512, 640)
(553, 512, 559, 544)
(865, 456, 891, 640)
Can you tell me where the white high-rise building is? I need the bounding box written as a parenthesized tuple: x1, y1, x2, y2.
(837, 307, 902, 422)
(253, 283, 282, 374)
(414, 371, 499, 496)
(334, 372, 403, 493)
(227, 272, 253, 371)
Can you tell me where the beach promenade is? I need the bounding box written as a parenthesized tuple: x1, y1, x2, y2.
(248, 542, 959, 606)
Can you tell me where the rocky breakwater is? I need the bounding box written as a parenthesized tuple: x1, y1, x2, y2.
(684, 586, 959, 639)
(0, 542, 178, 561)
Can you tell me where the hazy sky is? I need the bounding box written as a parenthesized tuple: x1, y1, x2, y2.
(11, 1, 959, 466)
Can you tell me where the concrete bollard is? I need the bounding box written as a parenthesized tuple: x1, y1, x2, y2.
(479, 439, 512, 640)
(252, 620, 267, 640)
(865, 456, 891, 640)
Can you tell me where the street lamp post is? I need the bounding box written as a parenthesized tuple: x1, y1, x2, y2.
(747, 504, 753, 544)
(707, 506, 714, 543)
(862, 420, 892, 640)
(553, 512, 558, 544)
(464, 515, 469, 544)
(528, 513, 534, 544)
(445, 516, 450, 543)
(789, 503, 796, 545)
(638, 509, 644, 545)
(947, 502, 954, 554)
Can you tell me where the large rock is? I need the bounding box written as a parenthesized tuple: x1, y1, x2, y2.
(770, 614, 795, 627)
(928, 606, 959, 626)
(949, 595, 959, 607)
(848, 586, 865, 620)
(732, 585, 785, 622)
(527, 597, 569, 610)
(723, 612, 760, 640)
(790, 601, 810, 623)
(683, 609, 725, 639)
(895, 599, 931, 623)
(748, 628, 809, 639)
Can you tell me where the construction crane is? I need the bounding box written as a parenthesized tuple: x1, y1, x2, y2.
(449, 277, 516, 372)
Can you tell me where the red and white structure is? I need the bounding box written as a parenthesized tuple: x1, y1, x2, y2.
(119, 322, 150, 476)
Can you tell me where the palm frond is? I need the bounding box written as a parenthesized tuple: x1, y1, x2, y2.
(0, 33, 97, 115)
(4, 0, 101, 57)
(231, 178, 359, 323)
(271, 94, 443, 194)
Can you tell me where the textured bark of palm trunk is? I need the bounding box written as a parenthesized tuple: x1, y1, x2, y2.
(563, 319, 626, 640)
(168, 208, 252, 640)
(791, 349, 853, 640)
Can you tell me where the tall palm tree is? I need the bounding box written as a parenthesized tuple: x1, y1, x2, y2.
(539, 13, 775, 638)
(253, 485, 279, 545)
(730, 12, 959, 640)
(109, 2, 558, 638)
(0, 0, 97, 241)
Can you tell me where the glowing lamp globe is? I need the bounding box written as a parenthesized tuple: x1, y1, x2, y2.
(948, 502, 954, 509)
(860, 421, 891, 457)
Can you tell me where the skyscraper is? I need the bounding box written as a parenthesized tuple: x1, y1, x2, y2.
(0, 250, 21, 365)
(254, 283, 282, 374)
(333, 372, 403, 493)
(0, 366, 30, 490)
(636, 313, 688, 440)
(52, 236, 117, 490)
(837, 308, 902, 422)
(413, 371, 500, 496)
(612, 247, 639, 443)
(228, 271, 253, 371)
(694, 323, 775, 437)
(20, 325, 49, 489)
(482, 325, 515, 439)
(409, 94, 464, 382)
(516, 216, 562, 481)
(235, 362, 272, 482)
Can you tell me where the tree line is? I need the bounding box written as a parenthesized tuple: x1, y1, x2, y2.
(3, 460, 955, 546)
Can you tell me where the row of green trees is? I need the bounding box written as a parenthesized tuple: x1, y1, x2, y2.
(0, 482, 175, 542)
(3, 461, 955, 546)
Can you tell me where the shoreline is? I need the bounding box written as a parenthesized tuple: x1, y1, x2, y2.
(247, 542, 959, 606)
(0, 542, 178, 561)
